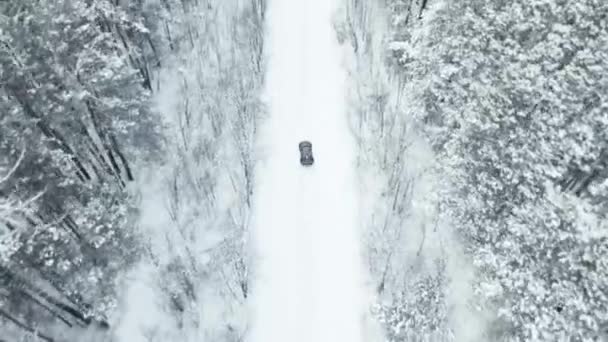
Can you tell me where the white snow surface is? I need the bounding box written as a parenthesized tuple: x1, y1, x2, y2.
(248, 0, 368, 341)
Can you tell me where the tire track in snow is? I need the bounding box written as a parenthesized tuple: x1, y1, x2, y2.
(249, 0, 366, 341)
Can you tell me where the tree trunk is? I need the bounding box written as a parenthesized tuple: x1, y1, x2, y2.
(0, 308, 55, 342)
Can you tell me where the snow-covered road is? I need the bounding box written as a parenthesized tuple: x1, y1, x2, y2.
(248, 0, 366, 341)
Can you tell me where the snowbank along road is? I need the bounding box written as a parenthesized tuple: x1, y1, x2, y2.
(248, 0, 367, 341)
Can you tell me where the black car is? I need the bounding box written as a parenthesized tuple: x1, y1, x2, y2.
(299, 141, 314, 166)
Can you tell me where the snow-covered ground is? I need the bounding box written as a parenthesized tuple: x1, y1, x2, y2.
(248, 0, 368, 341)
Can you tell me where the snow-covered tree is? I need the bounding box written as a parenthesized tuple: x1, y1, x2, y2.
(123, 1, 265, 340)
(389, 0, 608, 339)
(338, 1, 456, 340)
(0, 0, 163, 339)
(377, 261, 451, 342)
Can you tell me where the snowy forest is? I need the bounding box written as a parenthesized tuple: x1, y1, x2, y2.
(1, 0, 607, 341)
